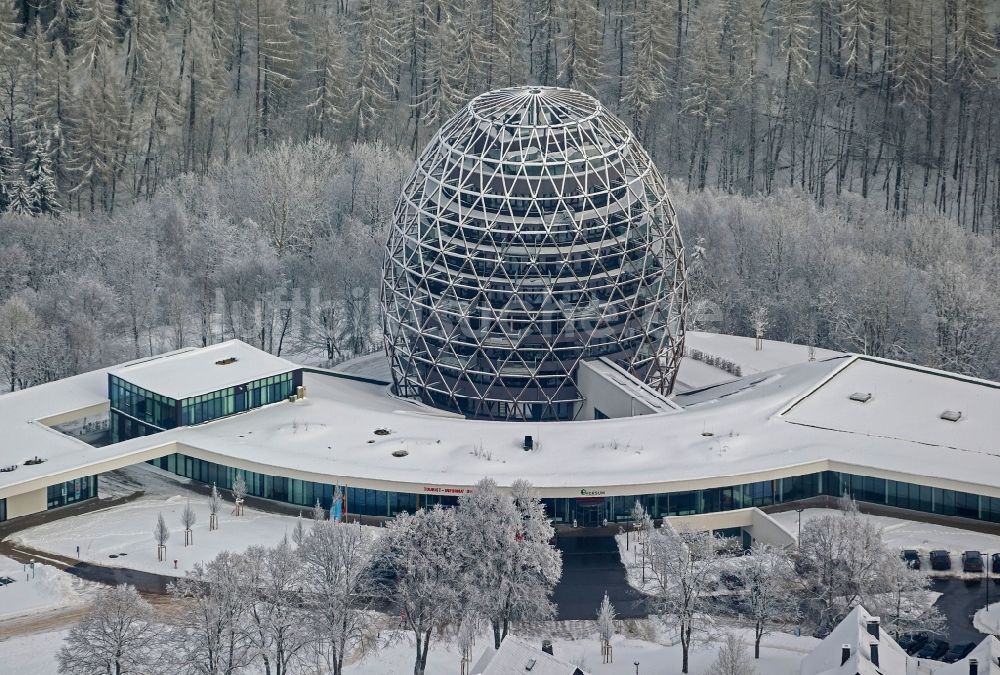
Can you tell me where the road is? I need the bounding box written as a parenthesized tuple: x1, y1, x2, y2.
(931, 577, 999, 643)
(552, 533, 646, 620)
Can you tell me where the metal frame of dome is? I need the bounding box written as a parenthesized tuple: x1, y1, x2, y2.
(382, 86, 688, 421)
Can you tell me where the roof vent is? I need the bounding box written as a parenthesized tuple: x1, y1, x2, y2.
(849, 392, 872, 403)
(941, 410, 963, 422)
(215, 357, 238, 366)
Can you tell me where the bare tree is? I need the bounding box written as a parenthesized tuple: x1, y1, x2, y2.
(182, 499, 197, 546)
(208, 483, 222, 531)
(167, 553, 254, 675)
(298, 520, 380, 675)
(154, 512, 170, 561)
(646, 521, 737, 673)
(734, 542, 799, 658)
(57, 585, 159, 675)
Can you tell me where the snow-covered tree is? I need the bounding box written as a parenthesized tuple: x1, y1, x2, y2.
(232, 472, 247, 515)
(312, 498, 326, 522)
(20, 126, 60, 215)
(208, 483, 222, 531)
(868, 554, 947, 640)
(71, 0, 120, 73)
(710, 632, 758, 675)
(181, 499, 197, 546)
(458, 478, 562, 649)
(58, 584, 159, 675)
(154, 512, 170, 561)
(795, 498, 897, 634)
(381, 505, 463, 675)
(168, 552, 254, 674)
(597, 591, 616, 663)
(350, 0, 400, 141)
(241, 542, 311, 675)
(299, 519, 380, 675)
(646, 521, 737, 673)
(0, 295, 40, 390)
(0, 137, 16, 211)
(560, 0, 602, 92)
(734, 542, 799, 658)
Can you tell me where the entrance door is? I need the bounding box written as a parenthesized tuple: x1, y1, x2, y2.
(576, 498, 605, 527)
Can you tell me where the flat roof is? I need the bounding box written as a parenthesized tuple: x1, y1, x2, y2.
(1, 336, 998, 502)
(110, 340, 299, 400)
(782, 356, 999, 455)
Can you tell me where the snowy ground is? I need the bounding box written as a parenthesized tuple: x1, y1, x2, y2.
(0, 628, 68, 671)
(9, 465, 333, 577)
(974, 602, 1000, 635)
(770, 508, 1000, 577)
(0, 555, 90, 621)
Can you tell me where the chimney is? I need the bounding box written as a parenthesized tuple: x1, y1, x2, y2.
(541, 640, 553, 656)
(866, 618, 880, 640)
(969, 658, 978, 675)
(870, 642, 879, 667)
(841, 644, 851, 666)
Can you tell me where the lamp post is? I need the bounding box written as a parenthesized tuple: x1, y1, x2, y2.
(795, 508, 804, 546)
(634, 661, 639, 674)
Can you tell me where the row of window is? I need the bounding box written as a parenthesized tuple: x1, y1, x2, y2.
(146, 455, 1000, 529)
(181, 373, 296, 426)
(47, 476, 97, 510)
(109, 375, 178, 429)
(0, 497, 6, 522)
(111, 371, 301, 442)
(110, 411, 165, 443)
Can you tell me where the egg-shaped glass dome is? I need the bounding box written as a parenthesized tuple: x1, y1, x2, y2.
(382, 86, 687, 421)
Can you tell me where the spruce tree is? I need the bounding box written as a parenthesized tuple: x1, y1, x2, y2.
(0, 139, 15, 212)
(22, 127, 61, 216)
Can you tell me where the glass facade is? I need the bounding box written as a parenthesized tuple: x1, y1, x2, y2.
(383, 86, 687, 421)
(0, 497, 6, 522)
(110, 370, 300, 442)
(147, 453, 1000, 528)
(46, 476, 97, 509)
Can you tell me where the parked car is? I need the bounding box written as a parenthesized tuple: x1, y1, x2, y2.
(898, 633, 929, 654)
(916, 639, 949, 660)
(962, 550, 984, 573)
(930, 550, 952, 571)
(992, 552, 1000, 574)
(941, 642, 977, 663)
(900, 549, 921, 570)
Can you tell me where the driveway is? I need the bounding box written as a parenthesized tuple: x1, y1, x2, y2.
(932, 577, 999, 643)
(552, 533, 646, 620)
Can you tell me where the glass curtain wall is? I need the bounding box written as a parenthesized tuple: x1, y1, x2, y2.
(147, 451, 1000, 527)
(111, 370, 299, 442)
(46, 476, 97, 509)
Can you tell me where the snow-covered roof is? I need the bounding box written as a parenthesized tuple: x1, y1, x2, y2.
(109, 340, 299, 399)
(799, 606, 912, 675)
(934, 636, 1000, 675)
(472, 636, 586, 675)
(782, 356, 999, 455)
(1, 335, 999, 503)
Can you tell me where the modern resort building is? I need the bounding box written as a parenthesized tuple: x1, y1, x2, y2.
(1, 87, 998, 541)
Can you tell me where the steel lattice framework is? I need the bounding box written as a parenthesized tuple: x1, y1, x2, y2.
(382, 86, 687, 421)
